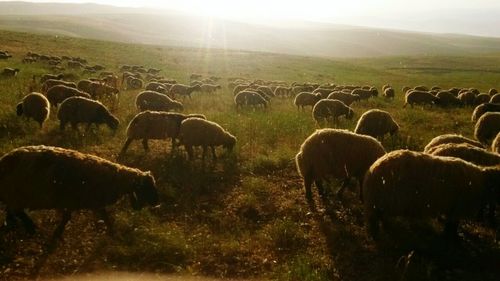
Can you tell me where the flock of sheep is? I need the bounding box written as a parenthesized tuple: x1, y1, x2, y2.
(1, 48, 500, 244)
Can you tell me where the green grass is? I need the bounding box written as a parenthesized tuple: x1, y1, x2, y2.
(0, 29, 499, 281)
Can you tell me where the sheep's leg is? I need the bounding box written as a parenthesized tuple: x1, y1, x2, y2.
(304, 176, 314, 202)
(186, 146, 194, 160)
(59, 121, 66, 131)
(96, 209, 114, 236)
(367, 210, 381, 240)
(15, 210, 36, 234)
(120, 138, 133, 155)
(315, 180, 326, 198)
(142, 139, 150, 151)
(202, 145, 207, 161)
(52, 210, 71, 240)
(211, 146, 217, 159)
(335, 178, 350, 199)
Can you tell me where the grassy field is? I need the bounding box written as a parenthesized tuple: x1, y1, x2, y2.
(0, 29, 499, 281)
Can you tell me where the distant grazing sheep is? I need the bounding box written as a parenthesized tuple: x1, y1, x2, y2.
(16, 93, 50, 128)
(474, 93, 491, 105)
(354, 109, 399, 140)
(46, 85, 91, 107)
(256, 86, 274, 97)
(2, 68, 20, 77)
(178, 118, 236, 160)
(274, 86, 292, 98)
(471, 103, 500, 122)
(135, 91, 183, 112)
(169, 84, 201, 99)
(42, 79, 77, 93)
(352, 88, 378, 100)
(200, 84, 222, 94)
(430, 143, 500, 166)
(312, 88, 334, 98)
(403, 91, 439, 108)
(382, 84, 391, 92)
(413, 85, 429, 91)
(120, 111, 206, 155)
(67, 60, 85, 69)
(295, 129, 385, 202)
(492, 133, 500, 153)
(145, 82, 172, 94)
(232, 84, 251, 95)
(234, 91, 268, 109)
(88, 82, 119, 101)
(489, 88, 498, 96)
(312, 99, 354, 127)
(327, 92, 360, 106)
(41, 73, 64, 83)
(0, 145, 158, 237)
(490, 93, 500, 103)
(57, 96, 119, 132)
(363, 150, 500, 238)
(294, 92, 321, 110)
(383, 88, 395, 99)
(458, 91, 476, 106)
(474, 112, 500, 144)
(402, 86, 411, 94)
(436, 91, 463, 107)
(423, 134, 483, 153)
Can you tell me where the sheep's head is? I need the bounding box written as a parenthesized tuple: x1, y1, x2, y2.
(224, 134, 237, 152)
(390, 122, 400, 135)
(16, 103, 23, 116)
(370, 88, 379, 97)
(173, 101, 184, 112)
(105, 113, 120, 131)
(346, 108, 354, 120)
(130, 172, 159, 210)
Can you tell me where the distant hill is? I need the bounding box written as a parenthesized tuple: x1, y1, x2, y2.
(1, 1, 500, 58)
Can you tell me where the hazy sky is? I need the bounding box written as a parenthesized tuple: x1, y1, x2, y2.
(4, 0, 500, 36)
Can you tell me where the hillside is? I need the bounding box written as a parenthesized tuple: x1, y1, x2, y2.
(1, 2, 500, 58)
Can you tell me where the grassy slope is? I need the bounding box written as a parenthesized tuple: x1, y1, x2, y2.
(0, 29, 499, 281)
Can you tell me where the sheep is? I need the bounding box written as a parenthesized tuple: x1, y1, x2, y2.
(363, 150, 500, 238)
(145, 82, 172, 94)
(57, 96, 119, 132)
(16, 93, 50, 128)
(120, 111, 206, 155)
(403, 91, 439, 108)
(492, 133, 500, 153)
(42, 79, 77, 93)
(312, 99, 354, 127)
(135, 91, 183, 112)
(125, 76, 144, 90)
(2, 68, 20, 77)
(296, 129, 385, 202)
(429, 143, 500, 166)
(0, 145, 158, 237)
(200, 84, 222, 94)
(474, 93, 491, 105)
(354, 109, 399, 140)
(327, 92, 360, 106)
(490, 93, 500, 103)
(352, 88, 377, 100)
(382, 84, 391, 92)
(178, 117, 236, 160)
(402, 86, 411, 94)
(474, 112, 500, 144)
(147, 67, 161, 74)
(312, 88, 334, 98)
(431, 86, 441, 91)
(67, 60, 85, 69)
(383, 88, 395, 99)
(471, 103, 500, 122)
(190, 73, 202, 80)
(88, 82, 119, 101)
(435, 91, 463, 107)
(449, 87, 461, 96)
(413, 85, 429, 91)
(169, 84, 201, 99)
(489, 88, 498, 96)
(458, 91, 476, 106)
(294, 92, 321, 110)
(423, 134, 484, 153)
(256, 86, 275, 98)
(292, 85, 315, 95)
(274, 86, 292, 98)
(234, 91, 268, 109)
(40, 73, 64, 83)
(46, 85, 91, 107)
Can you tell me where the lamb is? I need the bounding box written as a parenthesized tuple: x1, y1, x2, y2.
(295, 129, 385, 202)
(169, 84, 201, 99)
(294, 92, 321, 110)
(474, 112, 500, 144)
(429, 143, 500, 166)
(435, 91, 463, 107)
(363, 150, 500, 238)
(200, 84, 222, 94)
(0, 145, 158, 237)
(312, 99, 354, 127)
(492, 133, 500, 153)
(2, 68, 20, 77)
(474, 93, 491, 105)
(40, 73, 64, 83)
(178, 118, 236, 160)
(383, 88, 395, 99)
(327, 92, 360, 106)
(57, 96, 119, 132)
(120, 111, 206, 155)
(354, 109, 399, 140)
(490, 93, 500, 103)
(423, 134, 484, 153)
(458, 91, 476, 106)
(471, 103, 500, 122)
(42, 79, 77, 93)
(234, 91, 268, 109)
(352, 88, 378, 100)
(16, 93, 50, 128)
(135, 91, 183, 112)
(46, 85, 91, 107)
(403, 91, 439, 108)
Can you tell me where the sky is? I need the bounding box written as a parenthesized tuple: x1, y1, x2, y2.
(3, 0, 500, 36)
